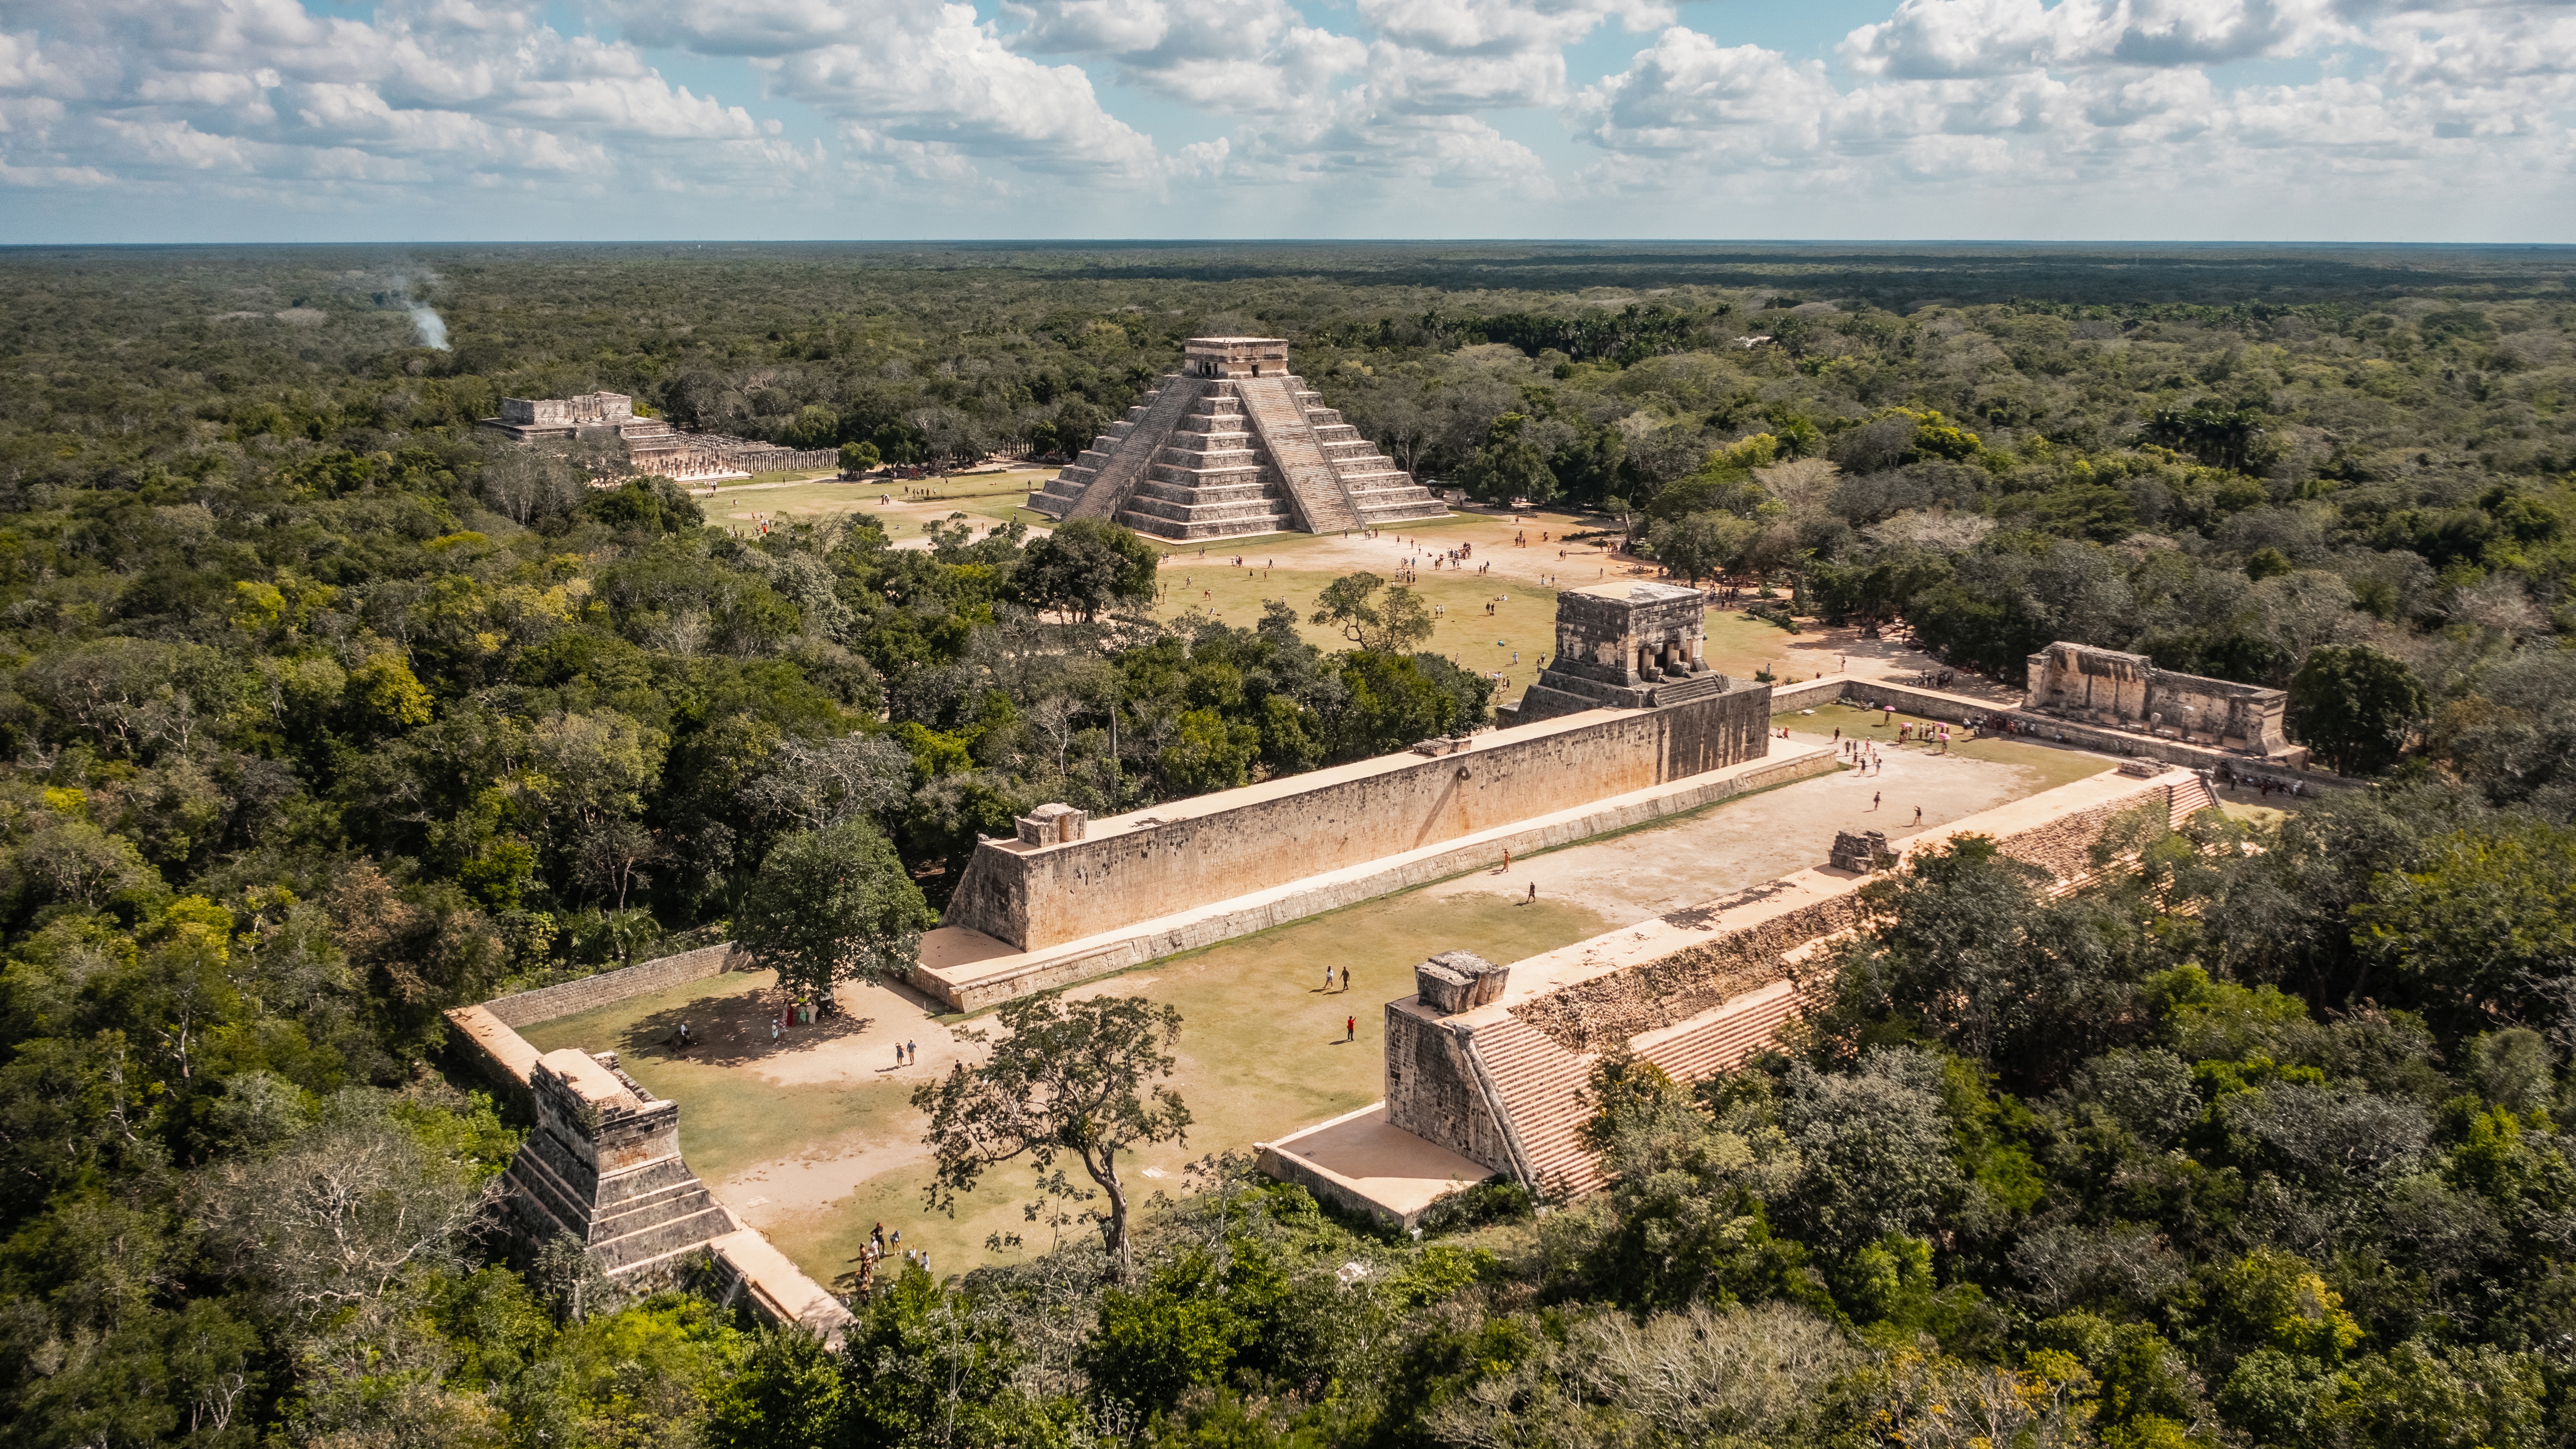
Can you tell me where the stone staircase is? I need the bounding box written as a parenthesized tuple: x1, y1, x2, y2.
(1235, 376, 1362, 532)
(1032, 375, 1212, 524)
(1300, 393, 1448, 526)
(1029, 372, 1444, 540)
(1463, 1018, 1604, 1200)
(503, 1050, 738, 1283)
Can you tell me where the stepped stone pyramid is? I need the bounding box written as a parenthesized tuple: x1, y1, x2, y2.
(1028, 337, 1447, 540)
(503, 1048, 737, 1283)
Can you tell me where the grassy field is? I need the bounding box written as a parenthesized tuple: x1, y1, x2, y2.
(1148, 562, 1559, 699)
(522, 887, 1615, 1286)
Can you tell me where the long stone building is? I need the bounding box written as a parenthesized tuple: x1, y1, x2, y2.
(1027, 337, 1446, 539)
(478, 392, 836, 480)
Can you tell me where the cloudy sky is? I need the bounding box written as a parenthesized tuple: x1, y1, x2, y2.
(2, 0, 2571, 241)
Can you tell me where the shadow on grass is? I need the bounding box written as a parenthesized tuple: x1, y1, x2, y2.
(617, 988, 877, 1069)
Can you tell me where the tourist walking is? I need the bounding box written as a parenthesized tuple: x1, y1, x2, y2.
(1345, 1015, 1356, 1043)
(1872, 791, 1881, 811)
(906, 1040, 916, 1065)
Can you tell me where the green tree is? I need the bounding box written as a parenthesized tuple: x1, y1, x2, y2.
(838, 439, 881, 472)
(1655, 511, 1754, 584)
(1329, 651, 1489, 761)
(1310, 572, 1433, 654)
(732, 818, 935, 1000)
(2286, 644, 2426, 775)
(704, 1325, 846, 1449)
(784, 404, 840, 450)
(913, 993, 1189, 1283)
(2352, 819, 2576, 1033)
(1455, 412, 1558, 505)
(1010, 518, 1157, 621)
(1159, 708, 1261, 794)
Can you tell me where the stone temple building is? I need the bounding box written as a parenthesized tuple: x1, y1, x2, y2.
(1516, 580, 1724, 720)
(481, 392, 681, 451)
(2023, 642, 2305, 765)
(1027, 338, 1447, 539)
(477, 392, 837, 480)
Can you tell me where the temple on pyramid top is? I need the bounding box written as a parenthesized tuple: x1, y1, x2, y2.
(1028, 337, 1448, 539)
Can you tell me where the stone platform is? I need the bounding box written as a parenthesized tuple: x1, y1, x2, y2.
(1259, 1104, 1495, 1230)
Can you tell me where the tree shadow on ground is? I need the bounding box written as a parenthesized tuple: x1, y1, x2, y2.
(615, 984, 876, 1069)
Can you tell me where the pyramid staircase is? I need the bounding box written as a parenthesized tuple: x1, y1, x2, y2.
(1029, 373, 1446, 541)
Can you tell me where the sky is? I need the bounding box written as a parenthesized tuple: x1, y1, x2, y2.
(1, 0, 2572, 243)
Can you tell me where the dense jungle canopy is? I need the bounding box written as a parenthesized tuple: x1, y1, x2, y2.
(7, 240, 2576, 1448)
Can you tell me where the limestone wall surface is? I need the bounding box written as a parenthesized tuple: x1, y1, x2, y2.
(1384, 1006, 1516, 1175)
(1507, 777, 2193, 1055)
(480, 944, 745, 1028)
(921, 745, 1835, 1010)
(945, 686, 1770, 952)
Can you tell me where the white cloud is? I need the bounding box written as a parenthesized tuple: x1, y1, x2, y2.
(1361, 0, 1675, 109)
(0, 0, 778, 203)
(1842, 0, 2345, 79)
(605, 0, 1158, 176)
(1005, 0, 1365, 113)
(1571, 0, 2576, 219)
(0, 0, 2570, 239)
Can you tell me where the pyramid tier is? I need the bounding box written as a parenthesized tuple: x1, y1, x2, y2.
(1027, 373, 1444, 539)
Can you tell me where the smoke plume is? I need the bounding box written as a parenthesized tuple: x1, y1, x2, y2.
(410, 304, 450, 350)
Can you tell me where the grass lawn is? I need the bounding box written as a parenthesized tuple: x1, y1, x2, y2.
(520, 886, 1615, 1286)
(1146, 562, 1559, 702)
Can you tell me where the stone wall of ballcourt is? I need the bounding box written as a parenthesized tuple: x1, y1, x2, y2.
(480, 944, 747, 1028)
(1385, 1010, 1516, 1177)
(1507, 778, 2190, 1055)
(946, 686, 1771, 952)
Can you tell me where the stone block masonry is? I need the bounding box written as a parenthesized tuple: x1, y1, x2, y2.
(1369, 768, 2223, 1200)
(503, 1049, 739, 1283)
(914, 743, 1838, 1012)
(480, 943, 746, 1028)
(944, 682, 1771, 954)
(1028, 338, 1443, 540)
(1236, 374, 1361, 531)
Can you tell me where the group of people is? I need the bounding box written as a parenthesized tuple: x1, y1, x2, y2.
(2220, 769, 2306, 799)
(1839, 737, 1888, 773)
(847, 1221, 928, 1298)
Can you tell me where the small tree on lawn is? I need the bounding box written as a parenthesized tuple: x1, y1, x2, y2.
(733, 818, 934, 1001)
(912, 994, 1189, 1283)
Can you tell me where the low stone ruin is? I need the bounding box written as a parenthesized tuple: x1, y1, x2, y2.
(2023, 641, 2303, 762)
(1519, 581, 1727, 720)
(1413, 951, 1510, 1015)
(1014, 803, 1088, 846)
(478, 392, 836, 480)
(1828, 829, 1891, 873)
(503, 1049, 735, 1283)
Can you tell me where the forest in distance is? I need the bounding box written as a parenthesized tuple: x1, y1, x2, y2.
(7, 239, 2576, 1447)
